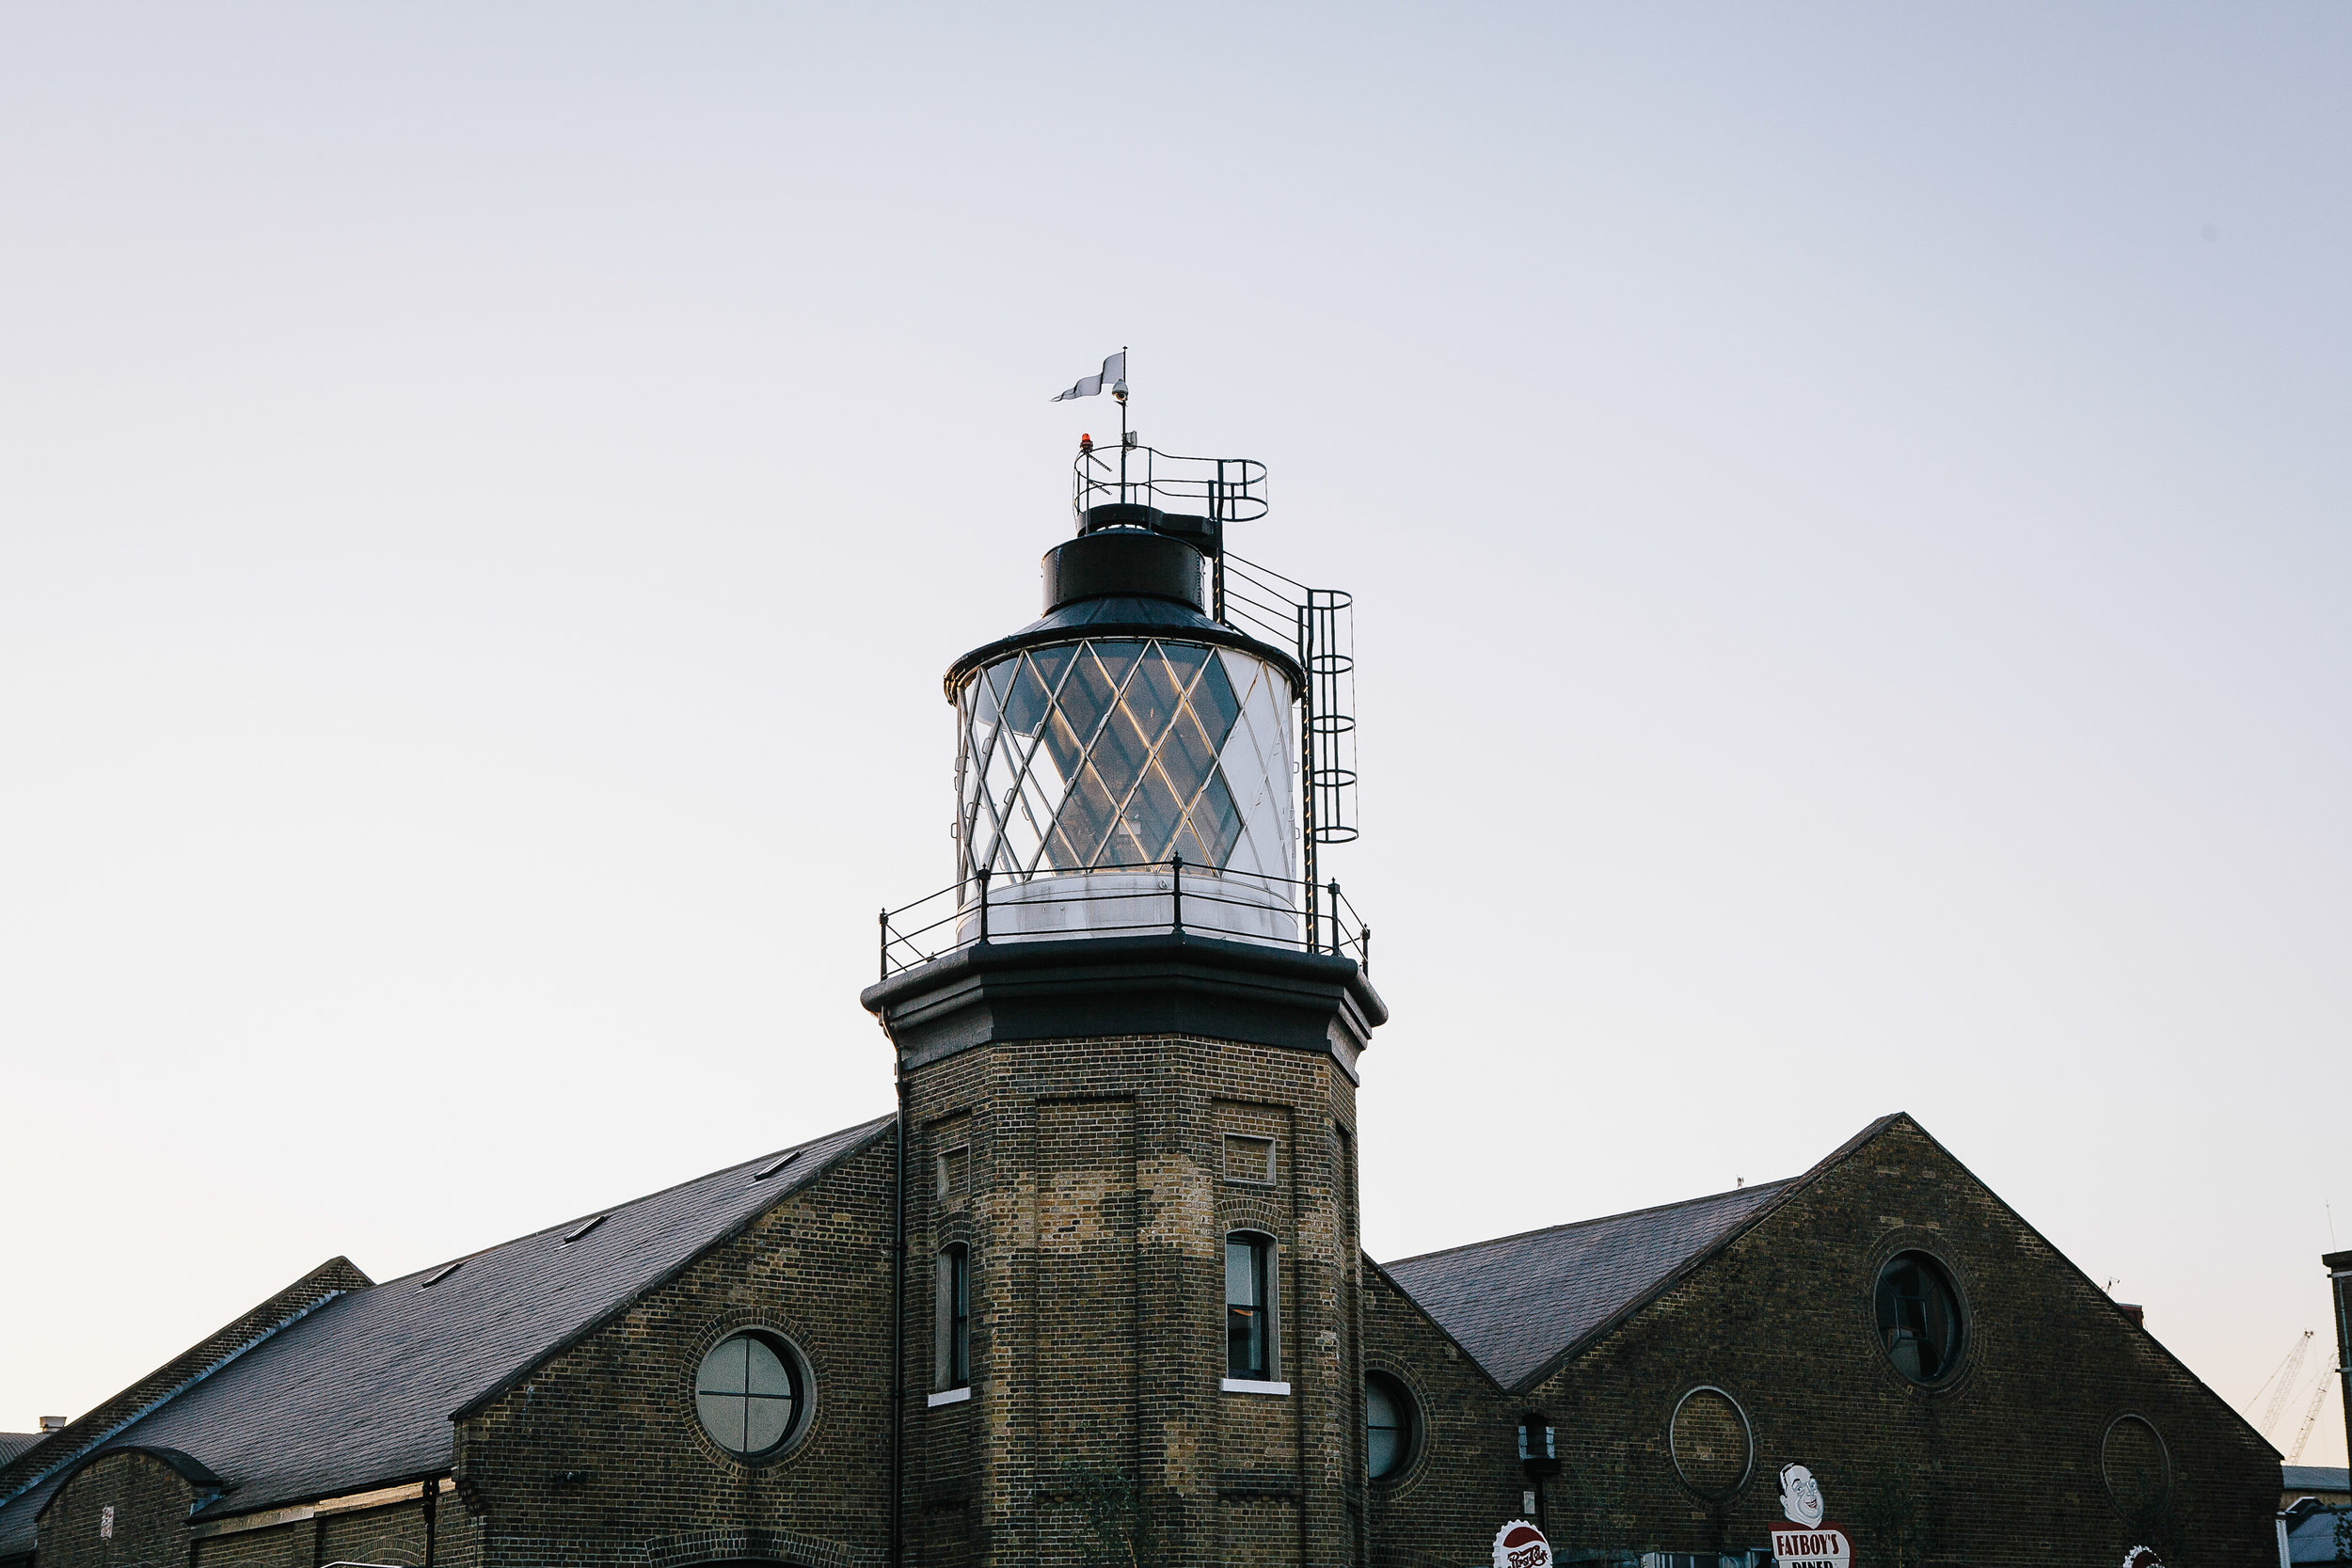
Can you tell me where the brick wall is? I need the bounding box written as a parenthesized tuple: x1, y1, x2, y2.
(40, 1453, 197, 1568)
(452, 1132, 899, 1568)
(898, 1032, 1362, 1568)
(1361, 1118, 2279, 1568)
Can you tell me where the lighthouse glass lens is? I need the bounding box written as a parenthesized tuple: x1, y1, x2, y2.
(959, 638, 1295, 883)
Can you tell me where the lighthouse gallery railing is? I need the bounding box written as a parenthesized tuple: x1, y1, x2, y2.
(879, 858, 1371, 982)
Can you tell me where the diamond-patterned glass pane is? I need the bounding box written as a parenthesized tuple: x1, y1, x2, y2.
(1040, 709, 1086, 788)
(958, 638, 1295, 881)
(973, 663, 1004, 729)
(1058, 648, 1119, 744)
(1158, 708, 1218, 804)
(1060, 763, 1120, 863)
(1193, 653, 1242, 745)
(1129, 766, 1185, 862)
(1193, 769, 1243, 867)
(1003, 653, 1054, 736)
(1126, 648, 1184, 732)
(1091, 707, 1153, 801)
(1091, 639, 1145, 694)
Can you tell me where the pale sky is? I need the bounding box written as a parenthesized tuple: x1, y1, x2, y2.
(2, 5, 2345, 1468)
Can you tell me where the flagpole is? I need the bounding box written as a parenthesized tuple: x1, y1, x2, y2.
(1115, 345, 1131, 502)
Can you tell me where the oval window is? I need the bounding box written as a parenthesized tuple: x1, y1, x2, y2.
(1670, 1386, 1753, 1498)
(2103, 1414, 2169, 1518)
(1873, 1252, 1964, 1383)
(1365, 1371, 1416, 1480)
(694, 1331, 803, 1458)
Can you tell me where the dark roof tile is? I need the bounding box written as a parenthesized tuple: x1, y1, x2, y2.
(0, 1115, 891, 1555)
(1382, 1181, 1792, 1391)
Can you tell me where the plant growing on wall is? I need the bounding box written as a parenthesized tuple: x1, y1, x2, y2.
(1040, 1465, 1159, 1568)
(1855, 1464, 1938, 1568)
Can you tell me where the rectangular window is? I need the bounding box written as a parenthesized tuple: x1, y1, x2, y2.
(936, 1145, 971, 1207)
(1223, 1134, 1275, 1184)
(1225, 1233, 1276, 1380)
(934, 1246, 970, 1390)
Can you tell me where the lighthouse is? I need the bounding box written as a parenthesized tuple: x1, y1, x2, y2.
(863, 430, 1386, 1566)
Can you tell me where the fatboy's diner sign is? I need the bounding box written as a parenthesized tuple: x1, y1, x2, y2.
(1492, 1520, 1553, 1568)
(1769, 1465, 1852, 1568)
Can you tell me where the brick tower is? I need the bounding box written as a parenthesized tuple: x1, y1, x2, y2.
(863, 430, 1385, 1567)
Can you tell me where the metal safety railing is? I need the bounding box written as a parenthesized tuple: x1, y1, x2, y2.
(878, 857, 1371, 982)
(1071, 442, 1268, 529)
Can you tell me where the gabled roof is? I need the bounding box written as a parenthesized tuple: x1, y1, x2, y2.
(0, 1256, 372, 1526)
(1382, 1114, 1916, 1392)
(0, 1442, 39, 1469)
(1383, 1179, 1796, 1391)
(0, 1115, 892, 1556)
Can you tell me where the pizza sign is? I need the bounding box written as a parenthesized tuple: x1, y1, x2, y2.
(1492, 1520, 1552, 1568)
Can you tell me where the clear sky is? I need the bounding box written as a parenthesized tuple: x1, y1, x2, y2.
(2, 5, 2345, 1468)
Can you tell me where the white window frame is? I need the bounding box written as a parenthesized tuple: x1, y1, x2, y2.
(933, 1243, 971, 1395)
(1222, 1229, 1284, 1393)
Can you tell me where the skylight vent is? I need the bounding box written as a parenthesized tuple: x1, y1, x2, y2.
(562, 1214, 609, 1244)
(420, 1261, 463, 1290)
(755, 1150, 803, 1180)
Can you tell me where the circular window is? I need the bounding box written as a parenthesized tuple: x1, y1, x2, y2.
(1364, 1372, 1418, 1480)
(1669, 1386, 1754, 1499)
(1873, 1251, 1964, 1383)
(2103, 1414, 2169, 1519)
(694, 1331, 803, 1459)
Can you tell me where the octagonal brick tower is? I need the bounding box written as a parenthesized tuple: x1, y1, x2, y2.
(862, 440, 1386, 1568)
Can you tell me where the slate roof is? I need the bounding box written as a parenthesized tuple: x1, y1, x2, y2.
(1383, 1179, 1797, 1391)
(0, 1115, 892, 1556)
(0, 1444, 37, 1470)
(2283, 1500, 2351, 1563)
(2286, 1465, 2352, 1494)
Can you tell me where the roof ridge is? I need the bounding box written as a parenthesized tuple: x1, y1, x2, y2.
(444, 1112, 899, 1421)
(0, 1258, 369, 1509)
(1359, 1252, 1510, 1396)
(1881, 1112, 2282, 1458)
(376, 1112, 900, 1288)
(1502, 1112, 1910, 1391)
(1383, 1176, 1797, 1271)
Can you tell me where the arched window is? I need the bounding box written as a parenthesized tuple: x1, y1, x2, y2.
(1225, 1231, 1279, 1382)
(1364, 1371, 1417, 1480)
(935, 1244, 970, 1390)
(694, 1331, 803, 1459)
(1874, 1251, 1964, 1383)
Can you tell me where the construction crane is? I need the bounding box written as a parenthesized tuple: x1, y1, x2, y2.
(2249, 1331, 2314, 1440)
(2285, 1362, 2341, 1464)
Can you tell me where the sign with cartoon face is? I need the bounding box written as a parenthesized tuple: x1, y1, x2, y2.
(1779, 1465, 1824, 1527)
(1769, 1465, 1851, 1568)
(1492, 1519, 1552, 1568)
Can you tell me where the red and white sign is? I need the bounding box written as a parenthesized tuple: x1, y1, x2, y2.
(1770, 1523, 1852, 1568)
(1492, 1520, 1553, 1568)
(1770, 1465, 1849, 1568)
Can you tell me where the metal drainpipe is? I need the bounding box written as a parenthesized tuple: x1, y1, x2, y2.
(889, 1066, 909, 1566)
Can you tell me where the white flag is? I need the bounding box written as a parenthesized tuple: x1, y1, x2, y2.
(1050, 350, 1126, 403)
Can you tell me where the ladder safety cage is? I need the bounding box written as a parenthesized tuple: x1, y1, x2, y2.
(1219, 552, 1360, 933)
(1061, 440, 1362, 959)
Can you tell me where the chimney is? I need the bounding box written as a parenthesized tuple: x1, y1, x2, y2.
(39, 1416, 69, 1432)
(2117, 1304, 2144, 1327)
